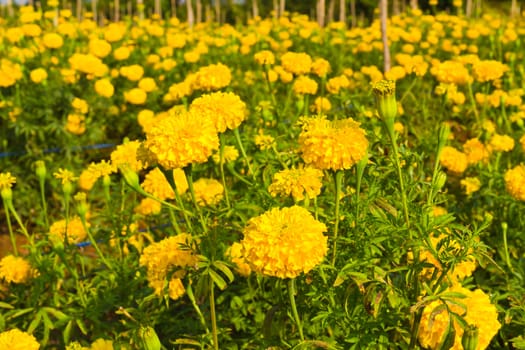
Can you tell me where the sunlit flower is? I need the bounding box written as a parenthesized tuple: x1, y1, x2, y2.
(431, 60, 471, 85)
(0, 255, 34, 284)
(225, 242, 251, 277)
(42, 32, 63, 49)
(49, 216, 87, 244)
(254, 129, 275, 150)
(134, 197, 162, 216)
(293, 75, 318, 95)
(111, 140, 149, 172)
(120, 64, 144, 81)
(90, 338, 113, 350)
(463, 138, 490, 165)
(504, 164, 525, 201)
(0, 172, 16, 190)
(298, 115, 368, 170)
(488, 134, 514, 152)
(144, 109, 219, 170)
(53, 168, 77, 185)
(139, 233, 198, 298)
(94, 78, 114, 98)
(268, 167, 323, 201)
(280, 52, 312, 75)
(0, 329, 40, 349)
(254, 50, 275, 65)
(212, 145, 239, 164)
(30, 68, 47, 84)
(460, 177, 481, 196)
(138, 77, 158, 92)
(311, 58, 331, 77)
(189, 92, 247, 133)
(439, 146, 467, 174)
(193, 63, 232, 91)
(124, 88, 147, 105)
(418, 285, 501, 350)
(311, 97, 332, 114)
(193, 178, 224, 206)
(141, 167, 187, 200)
(241, 205, 327, 279)
(472, 60, 508, 82)
(326, 75, 350, 94)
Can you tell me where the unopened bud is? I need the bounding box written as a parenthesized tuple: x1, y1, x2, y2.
(461, 324, 479, 350)
(372, 80, 397, 124)
(35, 160, 47, 181)
(137, 326, 161, 350)
(433, 171, 447, 190)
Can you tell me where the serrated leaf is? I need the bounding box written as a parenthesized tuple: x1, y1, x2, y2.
(209, 269, 227, 290)
(212, 261, 234, 283)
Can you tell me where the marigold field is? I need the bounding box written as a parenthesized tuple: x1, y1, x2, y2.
(0, 1, 524, 349)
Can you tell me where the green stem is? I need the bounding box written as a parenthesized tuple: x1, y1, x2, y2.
(502, 223, 513, 271)
(233, 128, 255, 180)
(210, 277, 219, 350)
(288, 278, 305, 341)
(79, 217, 112, 270)
(219, 134, 231, 209)
(3, 198, 18, 256)
(184, 165, 208, 234)
(263, 66, 280, 119)
(467, 82, 480, 127)
(39, 178, 49, 230)
(160, 170, 194, 232)
(7, 202, 31, 242)
(331, 170, 343, 266)
(168, 208, 182, 234)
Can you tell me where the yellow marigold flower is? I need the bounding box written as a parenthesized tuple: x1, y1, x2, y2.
(472, 60, 508, 83)
(49, 216, 87, 244)
(254, 50, 275, 65)
(311, 58, 331, 77)
(30, 68, 47, 84)
(0, 329, 40, 349)
(134, 197, 162, 216)
(0, 255, 34, 284)
(280, 52, 312, 75)
(89, 38, 112, 58)
(138, 77, 158, 93)
(90, 338, 113, 350)
(212, 145, 239, 164)
(145, 109, 219, 170)
(53, 168, 77, 185)
(460, 177, 481, 196)
(463, 138, 490, 165)
(431, 60, 471, 85)
(68, 53, 108, 77)
(78, 169, 98, 192)
(326, 75, 350, 94)
(418, 285, 501, 350)
(124, 88, 147, 105)
(488, 134, 514, 152)
(104, 23, 126, 42)
(139, 233, 198, 297)
(94, 78, 114, 98)
(439, 146, 467, 174)
(113, 46, 131, 61)
(520, 134, 525, 151)
(298, 116, 368, 171)
(120, 64, 144, 81)
(241, 206, 327, 279)
(193, 63, 232, 91)
(384, 65, 407, 81)
(193, 178, 224, 206)
(168, 277, 186, 300)
(110, 140, 148, 172)
(293, 75, 318, 95)
(168, 81, 192, 101)
(0, 172, 16, 190)
(72, 97, 89, 114)
(225, 242, 251, 277)
(65, 114, 86, 135)
(432, 206, 448, 217)
(310, 97, 332, 114)
(254, 130, 275, 150)
(42, 32, 63, 49)
(268, 167, 323, 201)
(190, 91, 247, 133)
(141, 167, 185, 200)
(504, 164, 525, 201)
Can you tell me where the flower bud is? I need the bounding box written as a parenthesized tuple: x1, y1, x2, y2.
(74, 192, 88, 219)
(136, 326, 161, 350)
(461, 324, 479, 350)
(1, 187, 13, 202)
(433, 171, 447, 191)
(372, 80, 397, 124)
(35, 160, 47, 181)
(120, 166, 141, 192)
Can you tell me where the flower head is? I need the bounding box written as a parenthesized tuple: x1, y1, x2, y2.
(505, 164, 525, 201)
(226, 242, 251, 277)
(144, 109, 219, 170)
(49, 216, 88, 244)
(280, 52, 312, 75)
(0, 255, 35, 284)
(193, 178, 224, 206)
(460, 177, 481, 196)
(418, 285, 501, 350)
(193, 63, 232, 91)
(111, 140, 149, 172)
(53, 168, 77, 185)
(190, 92, 247, 133)
(241, 206, 327, 279)
(0, 329, 40, 349)
(254, 50, 275, 65)
(298, 115, 368, 170)
(0, 172, 16, 190)
(439, 146, 468, 174)
(268, 167, 323, 201)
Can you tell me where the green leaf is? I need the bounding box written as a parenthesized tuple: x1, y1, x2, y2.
(27, 311, 42, 333)
(7, 307, 34, 319)
(76, 319, 88, 335)
(212, 260, 234, 283)
(0, 302, 14, 309)
(42, 307, 69, 322)
(209, 269, 227, 290)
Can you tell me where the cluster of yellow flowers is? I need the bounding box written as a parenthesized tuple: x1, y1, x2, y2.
(268, 166, 323, 201)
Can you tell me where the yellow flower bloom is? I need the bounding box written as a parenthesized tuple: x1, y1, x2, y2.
(0, 255, 34, 284)
(254, 130, 275, 151)
(280, 52, 312, 75)
(311, 58, 331, 77)
(65, 114, 86, 135)
(439, 146, 467, 174)
(49, 216, 87, 244)
(212, 145, 239, 164)
(193, 178, 224, 206)
(254, 50, 275, 65)
(168, 277, 186, 300)
(292, 75, 318, 95)
(189, 92, 247, 133)
(0, 329, 40, 349)
(472, 60, 508, 83)
(89, 38, 112, 58)
(0, 172, 16, 190)
(193, 63, 232, 91)
(241, 206, 327, 279)
(268, 167, 323, 201)
(326, 75, 350, 94)
(418, 285, 501, 350)
(72, 97, 89, 114)
(298, 115, 368, 170)
(431, 60, 471, 85)
(144, 109, 219, 170)
(42, 32, 64, 49)
(124, 88, 148, 105)
(53, 168, 77, 185)
(463, 138, 490, 165)
(90, 338, 113, 350)
(488, 134, 514, 152)
(30, 68, 47, 83)
(310, 97, 331, 114)
(138, 77, 158, 92)
(225, 242, 251, 277)
(68, 53, 108, 77)
(134, 197, 162, 216)
(139, 234, 198, 298)
(141, 167, 187, 200)
(113, 46, 131, 61)
(111, 140, 149, 172)
(504, 164, 525, 201)
(94, 78, 114, 98)
(460, 177, 481, 196)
